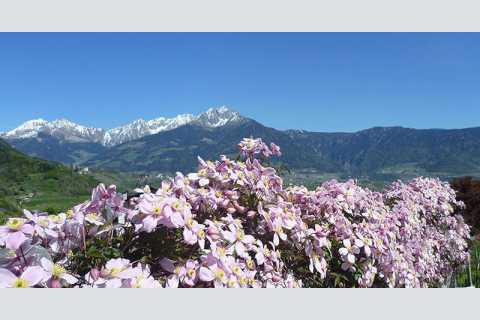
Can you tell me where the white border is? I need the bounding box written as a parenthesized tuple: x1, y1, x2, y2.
(0, 0, 479, 318)
(0, 0, 480, 31)
(0, 288, 478, 319)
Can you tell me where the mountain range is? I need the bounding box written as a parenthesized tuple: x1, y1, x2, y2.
(1, 106, 241, 147)
(2, 106, 480, 183)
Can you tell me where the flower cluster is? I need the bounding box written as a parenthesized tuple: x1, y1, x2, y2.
(238, 138, 281, 160)
(0, 138, 471, 288)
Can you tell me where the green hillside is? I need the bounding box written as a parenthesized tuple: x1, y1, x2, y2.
(0, 139, 99, 222)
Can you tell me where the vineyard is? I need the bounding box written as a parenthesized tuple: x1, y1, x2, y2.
(0, 138, 473, 288)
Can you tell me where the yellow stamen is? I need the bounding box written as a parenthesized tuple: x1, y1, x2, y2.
(110, 268, 122, 277)
(186, 218, 195, 229)
(7, 218, 25, 231)
(215, 269, 226, 281)
(12, 278, 28, 288)
(264, 248, 271, 257)
(85, 213, 99, 223)
(49, 215, 64, 224)
(133, 274, 145, 288)
(175, 266, 183, 275)
(217, 247, 226, 257)
(239, 277, 248, 286)
(153, 207, 162, 215)
(52, 264, 66, 278)
(38, 217, 50, 227)
(7, 249, 17, 258)
(227, 279, 236, 288)
(232, 265, 242, 276)
(66, 210, 75, 218)
(187, 268, 196, 278)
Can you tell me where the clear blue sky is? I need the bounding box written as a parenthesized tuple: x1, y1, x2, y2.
(0, 33, 479, 132)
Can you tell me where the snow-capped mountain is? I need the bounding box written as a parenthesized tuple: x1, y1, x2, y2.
(1, 106, 243, 147)
(102, 114, 197, 146)
(0, 118, 106, 144)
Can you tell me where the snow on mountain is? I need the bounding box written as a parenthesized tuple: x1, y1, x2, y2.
(1, 119, 49, 139)
(103, 114, 196, 146)
(0, 118, 105, 143)
(193, 106, 242, 128)
(1, 106, 244, 147)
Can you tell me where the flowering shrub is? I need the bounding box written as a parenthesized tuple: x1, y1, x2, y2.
(0, 137, 472, 288)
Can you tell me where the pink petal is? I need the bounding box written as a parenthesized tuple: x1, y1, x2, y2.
(243, 235, 255, 244)
(21, 224, 35, 235)
(62, 273, 78, 285)
(6, 231, 27, 250)
(199, 267, 215, 282)
(199, 178, 210, 187)
(22, 266, 45, 287)
(0, 268, 17, 288)
(166, 275, 179, 288)
(273, 233, 279, 246)
(163, 205, 173, 218)
(183, 228, 197, 245)
(142, 216, 157, 233)
(170, 212, 185, 228)
(105, 278, 122, 288)
(235, 242, 247, 257)
(222, 231, 236, 243)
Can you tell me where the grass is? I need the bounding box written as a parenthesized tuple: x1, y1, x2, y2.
(450, 240, 480, 288)
(0, 139, 99, 223)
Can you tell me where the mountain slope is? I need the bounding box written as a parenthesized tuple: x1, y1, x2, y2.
(8, 132, 107, 165)
(85, 119, 314, 173)
(86, 123, 480, 182)
(288, 126, 480, 179)
(0, 138, 99, 220)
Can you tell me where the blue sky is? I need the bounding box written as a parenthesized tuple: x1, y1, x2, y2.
(0, 33, 479, 132)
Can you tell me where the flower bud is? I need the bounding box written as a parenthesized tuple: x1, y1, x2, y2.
(49, 278, 62, 288)
(90, 268, 101, 280)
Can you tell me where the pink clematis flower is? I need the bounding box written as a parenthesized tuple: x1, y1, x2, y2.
(272, 219, 288, 246)
(41, 258, 78, 287)
(88, 258, 137, 288)
(183, 219, 206, 249)
(0, 218, 34, 250)
(339, 239, 361, 271)
(221, 224, 255, 258)
(160, 258, 190, 288)
(0, 266, 45, 288)
(199, 263, 229, 288)
(128, 265, 162, 288)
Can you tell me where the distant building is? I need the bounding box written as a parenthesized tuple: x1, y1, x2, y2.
(79, 167, 89, 175)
